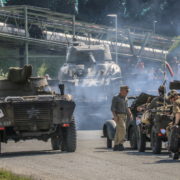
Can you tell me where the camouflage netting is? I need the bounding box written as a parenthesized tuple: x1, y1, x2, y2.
(8, 65, 32, 83)
(132, 93, 156, 108)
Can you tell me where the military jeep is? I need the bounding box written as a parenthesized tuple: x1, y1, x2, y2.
(134, 93, 173, 154)
(0, 65, 76, 154)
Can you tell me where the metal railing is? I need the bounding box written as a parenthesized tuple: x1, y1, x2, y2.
(0, 5, 174, 63)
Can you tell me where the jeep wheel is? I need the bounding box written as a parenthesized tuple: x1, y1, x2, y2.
(107, 137, 112, 148)
(151, 127, 162, 154)
(137, 125, 146, 152)
(172, 153, 179, 160)
(129, 126, 137, 150)
(62, 120, 77, 152)
(51, 135, 61, 150)
(169, 126, 179, 153)
(0, 135, 1, 154)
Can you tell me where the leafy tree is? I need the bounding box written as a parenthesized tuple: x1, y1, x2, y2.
(6, 0, 180, 35)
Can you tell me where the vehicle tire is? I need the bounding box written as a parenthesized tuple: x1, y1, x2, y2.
(172, 153, 179, 160)
(61, 132, 66, 152)
(151, 127, 162, 154)
(107, 137, 112, 148)
(137, 125, 146, 152)
(129, 126, 138, 150)
(62, 120, 77, 152)
(0, 135, 1, 155)
(51, 135, 61, 150)
(169, 126, 179, 153)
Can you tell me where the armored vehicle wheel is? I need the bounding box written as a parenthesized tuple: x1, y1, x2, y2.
(107, 137, 112, 148)
(129, 126, 137, 150)
(62, 120, 77, 152)
(51, 135, 61, 150)
(137, 125, 146, 152)
(151, 127, 162, 154)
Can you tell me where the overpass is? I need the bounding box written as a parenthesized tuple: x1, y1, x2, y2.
(0, 5, 174, 66)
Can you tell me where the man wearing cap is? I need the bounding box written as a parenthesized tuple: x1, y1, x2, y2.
(111, 85, 133, 151)
(166, 90, 180, 154)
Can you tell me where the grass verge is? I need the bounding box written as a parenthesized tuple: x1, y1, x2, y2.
(0, 169, 33, 180)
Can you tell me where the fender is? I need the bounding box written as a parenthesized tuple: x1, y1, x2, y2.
(104, 120, 116, 140)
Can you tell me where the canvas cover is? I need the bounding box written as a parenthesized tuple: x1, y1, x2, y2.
(8, 65, 32, 83)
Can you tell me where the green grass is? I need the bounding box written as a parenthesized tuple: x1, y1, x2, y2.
(0, 169, 33, 180)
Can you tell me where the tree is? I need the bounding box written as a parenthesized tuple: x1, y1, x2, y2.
(6, 0, 180, 36)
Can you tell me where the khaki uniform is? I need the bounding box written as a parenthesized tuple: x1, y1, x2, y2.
(166, 98, 180, 138)
(114, 114, 127, 145)
(173, 99, 180, 115)
(111, 95, 128, 145)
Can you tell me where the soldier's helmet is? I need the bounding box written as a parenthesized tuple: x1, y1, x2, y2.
(158, 85, 165, 95)
(168, 89, 178, 99)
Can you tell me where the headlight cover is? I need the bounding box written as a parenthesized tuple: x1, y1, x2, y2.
(160, 129, 166, 134)
(0, 109, 4, 118)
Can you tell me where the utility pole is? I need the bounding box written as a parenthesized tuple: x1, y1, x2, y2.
(0, 0, 4, 7)
(107, 14, 118, 64)
(24, 6, 29, 65)
(72, 15, 75, 40)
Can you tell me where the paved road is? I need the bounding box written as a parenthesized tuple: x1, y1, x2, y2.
(0, 131, 179, 180)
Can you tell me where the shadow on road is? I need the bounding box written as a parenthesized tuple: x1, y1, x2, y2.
(0, 150, 64, 158)
(126, 151, 169, 157)
(155, 159, 180, 164)
(94, 147, 113, 153)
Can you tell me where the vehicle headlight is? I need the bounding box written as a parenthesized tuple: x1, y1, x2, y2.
(0, 109, 4, 118)
(160, 129, 166, 134)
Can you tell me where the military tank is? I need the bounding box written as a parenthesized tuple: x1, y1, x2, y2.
(0, 65, 76, 154)
(59, 44, 122, 130)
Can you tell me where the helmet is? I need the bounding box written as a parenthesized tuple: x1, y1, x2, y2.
(168, 90, 178, 99)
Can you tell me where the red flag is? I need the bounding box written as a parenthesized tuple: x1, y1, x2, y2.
(165, 61, 174, 77)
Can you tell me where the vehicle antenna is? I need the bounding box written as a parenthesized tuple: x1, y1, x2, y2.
(163, 53, 167, 107)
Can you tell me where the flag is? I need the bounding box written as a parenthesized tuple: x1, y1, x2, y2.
(165, 61, 174, 77)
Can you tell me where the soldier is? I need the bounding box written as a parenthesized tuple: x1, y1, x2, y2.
(111, 86, 133, 151)
(168, 90, 180, 125)
(166, 90, 180, 157)
(147, 85, 166, 109)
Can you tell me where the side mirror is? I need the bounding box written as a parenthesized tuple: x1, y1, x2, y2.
(59, 84, 64, 95)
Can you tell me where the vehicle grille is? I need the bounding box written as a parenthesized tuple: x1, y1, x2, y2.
(13, 102, 52, 131)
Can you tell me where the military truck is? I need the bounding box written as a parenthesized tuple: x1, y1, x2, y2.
(0, 65, 76, 154)
(59, 44, 122, 129)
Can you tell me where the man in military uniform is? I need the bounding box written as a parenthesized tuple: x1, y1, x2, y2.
(147, 85, 166, 109)
(166, 90, 180, 157)
(168, 90, 180, 126)
(111, 86, 133, 151)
